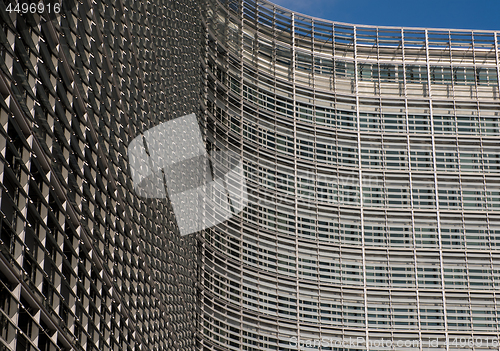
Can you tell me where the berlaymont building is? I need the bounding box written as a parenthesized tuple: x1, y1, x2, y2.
(1, 0, 500, 350)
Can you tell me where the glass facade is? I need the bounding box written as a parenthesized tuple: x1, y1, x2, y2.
(200, 0, 500, 349)
(0, 1, 199, 351)
(2, 0, 500, 350)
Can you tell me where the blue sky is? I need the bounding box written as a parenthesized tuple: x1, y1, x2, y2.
(271, 0, 500, 31)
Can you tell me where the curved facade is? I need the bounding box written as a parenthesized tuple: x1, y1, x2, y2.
(200, 0, 500, 349)
(0, 1, 199, 351)
(2, 1, 500, 351)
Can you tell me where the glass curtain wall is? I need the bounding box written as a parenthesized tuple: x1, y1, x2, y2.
(200, 0, 500, 349)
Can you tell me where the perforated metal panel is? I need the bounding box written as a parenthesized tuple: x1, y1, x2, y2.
(199, 0, 500, 350)
(0, 0, 200, 350)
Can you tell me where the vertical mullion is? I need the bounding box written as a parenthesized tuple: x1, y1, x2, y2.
(353, 25, 369, 347)
(332, 23, 336, 91)
(291, 12, 301, 345)
(311, 19, 322, 336)
(239, 0, 245, 346)
(495, 32, 500, 98)
(401, 28, 423, 346)
(425, 29, 449, 349)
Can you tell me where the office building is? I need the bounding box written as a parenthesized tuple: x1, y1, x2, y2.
(1, 0, 500, 350)
(199, 0, 500, 349)
(0, 1, 199, 350)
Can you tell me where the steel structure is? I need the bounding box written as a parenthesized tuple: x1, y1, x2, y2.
(0, 1, 199, 351)
(199, 0, 500, 349)
(2, 0, 500, 350)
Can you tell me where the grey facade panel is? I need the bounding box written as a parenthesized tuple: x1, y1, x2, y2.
(2, 0, 500, 351)
(0, 1, 200, 351)
(200, 0, 500, 350)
